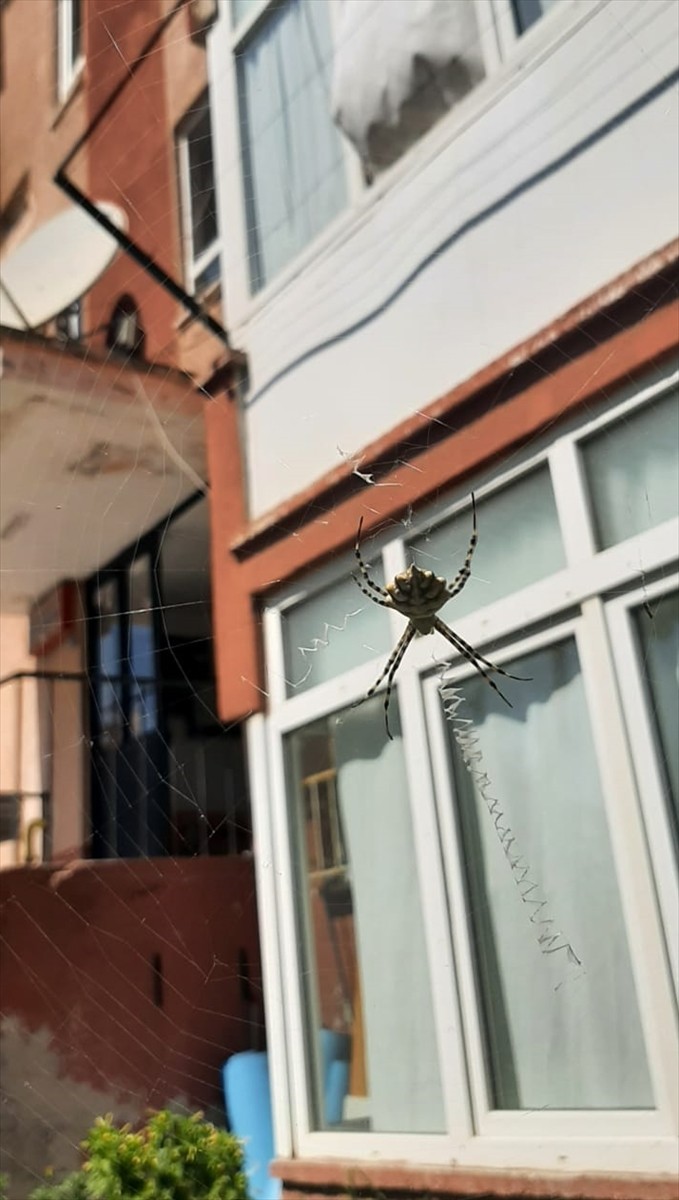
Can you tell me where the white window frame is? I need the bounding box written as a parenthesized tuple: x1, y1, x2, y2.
(176, 92, 222, 297)
(210, 0, 361, 317)
(208, 0, 598, 325)
(56, 0, 84, 104)
(607, 575, 679, 994)
(249, 360, 679, 1170)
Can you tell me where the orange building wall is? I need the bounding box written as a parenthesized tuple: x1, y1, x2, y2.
(0, 0, 88, 246)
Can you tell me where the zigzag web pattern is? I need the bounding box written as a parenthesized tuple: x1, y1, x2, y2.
(439, 669, 584, 982)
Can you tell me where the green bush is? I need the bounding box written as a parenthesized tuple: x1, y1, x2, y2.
(28, 1111, 248, 1200)
(28, 1174, 90, 1200)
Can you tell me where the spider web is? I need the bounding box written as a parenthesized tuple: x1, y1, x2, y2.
(1, 0, 678, 1195)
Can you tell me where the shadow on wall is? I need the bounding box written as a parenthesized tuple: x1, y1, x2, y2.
(0, 856, 261, 1199)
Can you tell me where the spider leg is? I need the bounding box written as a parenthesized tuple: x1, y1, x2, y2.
(441, 622, 530, 681)
(350, 623, 416, 740)
(446, 493, 478, 601)
(351, 574, 393, 609)
(434, 617, 513, 707)
(354, 517, 390, 600)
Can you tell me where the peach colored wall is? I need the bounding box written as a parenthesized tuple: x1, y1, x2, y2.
(38, 587, 88, 860)
(0, 615, 37, 869)
(0, 602, 87, 869)
(0, 855, 262, 1197)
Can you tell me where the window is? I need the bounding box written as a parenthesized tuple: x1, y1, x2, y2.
(56, 0, 83, 103)
(511, 0, 559, 36)
(87, 524, 251, 860)
(233, 0, 348, 291)
(581, 387, 679, 549)
(215, 0, 590, 310)
(55, 298, 81, 342)
(176, 91, 221, 295)
(285, 697, 446, 1132)
(0, 794, 20, 844)
(255, 362, 679, 1165)
(106, 295, 146, 358)
(281, 557, 390, 695)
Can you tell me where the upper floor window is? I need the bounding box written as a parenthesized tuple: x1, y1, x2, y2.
(176, 91, 221, 295)
(511, 0, 559, 36)
(175, 90, 220, 294)
(216, 0, 581, 307)
(56, 0, 84, 103)
(233, 0, 348, 292)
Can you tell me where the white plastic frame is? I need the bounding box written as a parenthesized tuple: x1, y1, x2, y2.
(176, 93, 222, 296)
(606, 575, 679, 994)
(56, 0, 84, 104)
(422, 612, 678, 1152)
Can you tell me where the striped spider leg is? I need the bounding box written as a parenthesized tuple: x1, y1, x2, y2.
(350, 496, 528, 739)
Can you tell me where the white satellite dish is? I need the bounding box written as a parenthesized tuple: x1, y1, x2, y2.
(0, 202, 127, 331)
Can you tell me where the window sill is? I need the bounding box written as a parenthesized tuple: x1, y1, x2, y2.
(271, 1158, 678, 1200)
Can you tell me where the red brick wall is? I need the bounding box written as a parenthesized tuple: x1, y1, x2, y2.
(0, 855, 261, 1114)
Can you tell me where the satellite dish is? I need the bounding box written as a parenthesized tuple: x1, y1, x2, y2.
(0, 202, 127, 331)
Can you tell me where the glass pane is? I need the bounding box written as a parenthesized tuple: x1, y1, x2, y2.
(281, 565, 391, 696)
(409, 468, 565, 622)
(92, 578, 122, 735)
(286, 696, 445, 1132)
(186, 101, 218, 259)
(128, 557, 158, 735)
(511, 0, 557, 35)
(635, 591, 679, 850)
(445, 637, 653, 1110)
(237, 0, 347, 290)
(71, 0, 82, 62)
(582, 389, 679, 550)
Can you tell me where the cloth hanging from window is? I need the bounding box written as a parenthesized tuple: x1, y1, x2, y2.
(331, 0, 485, 172)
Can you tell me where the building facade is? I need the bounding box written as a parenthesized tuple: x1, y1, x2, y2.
(1, 1, 677, 1197)
(0, 2, 258, 1194)
(201, 0, 679, 1197)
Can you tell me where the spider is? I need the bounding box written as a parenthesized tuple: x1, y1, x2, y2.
(351, 495, 527, 739)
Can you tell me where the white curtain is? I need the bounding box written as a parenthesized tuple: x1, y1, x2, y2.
(237, 0, 347, 289)
(335, 697, 445, 1132)
(449, 637, 653, 1110)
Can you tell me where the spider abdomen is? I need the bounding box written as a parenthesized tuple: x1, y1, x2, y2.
(386, 565, 449, 618)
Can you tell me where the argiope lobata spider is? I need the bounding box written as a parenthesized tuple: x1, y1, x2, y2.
(351, 495, 527, 739)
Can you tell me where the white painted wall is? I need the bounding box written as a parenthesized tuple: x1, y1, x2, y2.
(210, 0, 679, 517)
